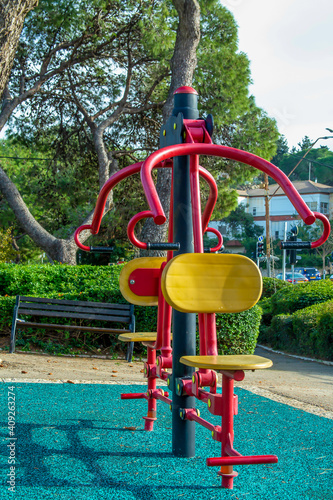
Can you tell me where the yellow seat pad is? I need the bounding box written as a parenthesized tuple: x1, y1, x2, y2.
(118, 332, 158, 342)
(119, 257, 166, 306)
(161, 253, 262, 313)
(180, 355, 272, 371)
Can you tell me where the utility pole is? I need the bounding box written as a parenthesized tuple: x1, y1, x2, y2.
(282, 222, 287, 280)
(264, 173, 271, 277)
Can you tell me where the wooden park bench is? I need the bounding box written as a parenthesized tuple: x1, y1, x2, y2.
(10, 295, 135, 361)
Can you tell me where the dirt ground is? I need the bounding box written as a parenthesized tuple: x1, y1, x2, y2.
(1, 346, 332, 420)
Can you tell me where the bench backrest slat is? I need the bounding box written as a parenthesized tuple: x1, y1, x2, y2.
(18, 302, 131, 318)
(17, 308, 131, 323)
(19, 296, 131, 311)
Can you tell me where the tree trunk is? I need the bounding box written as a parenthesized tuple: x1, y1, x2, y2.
(0, 0, 38, 99)
(139, 0, 200, 253)
(0, 165, 80, 264)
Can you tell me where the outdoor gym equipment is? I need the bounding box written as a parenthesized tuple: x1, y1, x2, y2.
(75, 87, 330, 489)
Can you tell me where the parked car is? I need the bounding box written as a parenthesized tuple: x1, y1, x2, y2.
(295, 267, 321, 280)
(276, 272, 309, 284)
(330, 275, 333, 282)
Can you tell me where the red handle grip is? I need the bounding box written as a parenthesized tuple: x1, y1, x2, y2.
(204, 227, 223, 252)
(127, 211, 154, 249)
(311, 212, 331, 248)
(74, 225, 92, 252)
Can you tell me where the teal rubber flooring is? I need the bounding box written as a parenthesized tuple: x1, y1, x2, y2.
(0, 382, 332, 500)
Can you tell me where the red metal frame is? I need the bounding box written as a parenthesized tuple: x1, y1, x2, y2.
(74, 108, 330, 490)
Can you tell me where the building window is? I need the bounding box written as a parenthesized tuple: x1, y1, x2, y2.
(306, 201, 317, 211)
(275, 230, 279, 240)
(252, 207, 257, 216)
(320, 202, 329, 214)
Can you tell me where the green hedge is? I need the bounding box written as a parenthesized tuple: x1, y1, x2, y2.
(270, 279, 333, 316)
(0, 263, 262, 356)
(261, 300, 333, 361)
(0, 263, 123, 298)
(261, 277, 291, 299)
(215, 305, 262, 355)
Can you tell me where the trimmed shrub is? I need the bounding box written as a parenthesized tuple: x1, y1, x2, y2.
(0, 263, 123, 297)
(292, 300, 333, 360)
(260, 300, 333, 361)
(215, 305, 262, 355)
(270, 279, 333, 316)
(261, 277, 291, 299)
(259, 314, 294, 351)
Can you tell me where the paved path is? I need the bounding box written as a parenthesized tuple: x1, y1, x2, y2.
(239, 346, 333, 419)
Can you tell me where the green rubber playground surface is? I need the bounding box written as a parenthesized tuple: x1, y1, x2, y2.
(0, 382, 332, 500)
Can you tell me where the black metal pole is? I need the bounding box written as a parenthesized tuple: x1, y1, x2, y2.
(169, 87, 199, 457)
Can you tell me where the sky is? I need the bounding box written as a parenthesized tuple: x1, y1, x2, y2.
(224, 0, 333, 151)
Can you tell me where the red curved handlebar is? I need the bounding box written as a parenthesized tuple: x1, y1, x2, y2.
(74, 162, 144, 251)
(127, 211, 154, 249)
(311, 212, 331, 248)
(204, 227, 223, 252)
(74, 225, 93, 252)
(140, 143, 316, 226)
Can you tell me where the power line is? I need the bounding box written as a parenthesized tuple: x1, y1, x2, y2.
(290, 155, 333, 171)
(0, 155, 51, 161)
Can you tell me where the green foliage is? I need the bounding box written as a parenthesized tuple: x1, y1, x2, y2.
(261, 277, 291, 299)
(259, 279, 333, 360)
(259, 314, 294, 351)
(261, 301, 333, 361)
(0, 263, 261, 356)
(292, 300, 333, 360)
(215, 305, 262, 355)
(270, 279, 333, 316)
(271, 136, 333, 186)
(0, 228, 17, 263)
(259, 278, 291, 330)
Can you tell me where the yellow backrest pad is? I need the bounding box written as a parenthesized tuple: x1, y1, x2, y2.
(161, 253, 262, 313)
(119, 257, 166, 306)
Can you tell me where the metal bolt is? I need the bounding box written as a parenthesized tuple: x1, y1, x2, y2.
(129, 279, 135, 285)
(173, 123, 177, 130)
(192, 375, 195, 383)
(208, 399, 211, 408)
(163, 129, 166, 136)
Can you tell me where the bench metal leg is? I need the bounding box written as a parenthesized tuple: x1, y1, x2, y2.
(126, 341, 134, 362)
(10, 296, 20, 353)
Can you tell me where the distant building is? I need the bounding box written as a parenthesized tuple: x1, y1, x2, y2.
(209, 180, 333, 240)
(224, 239, 246, 254)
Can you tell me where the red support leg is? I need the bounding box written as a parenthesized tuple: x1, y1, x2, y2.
(143, 346, 157, 431)
(219, 374, 238, 489)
